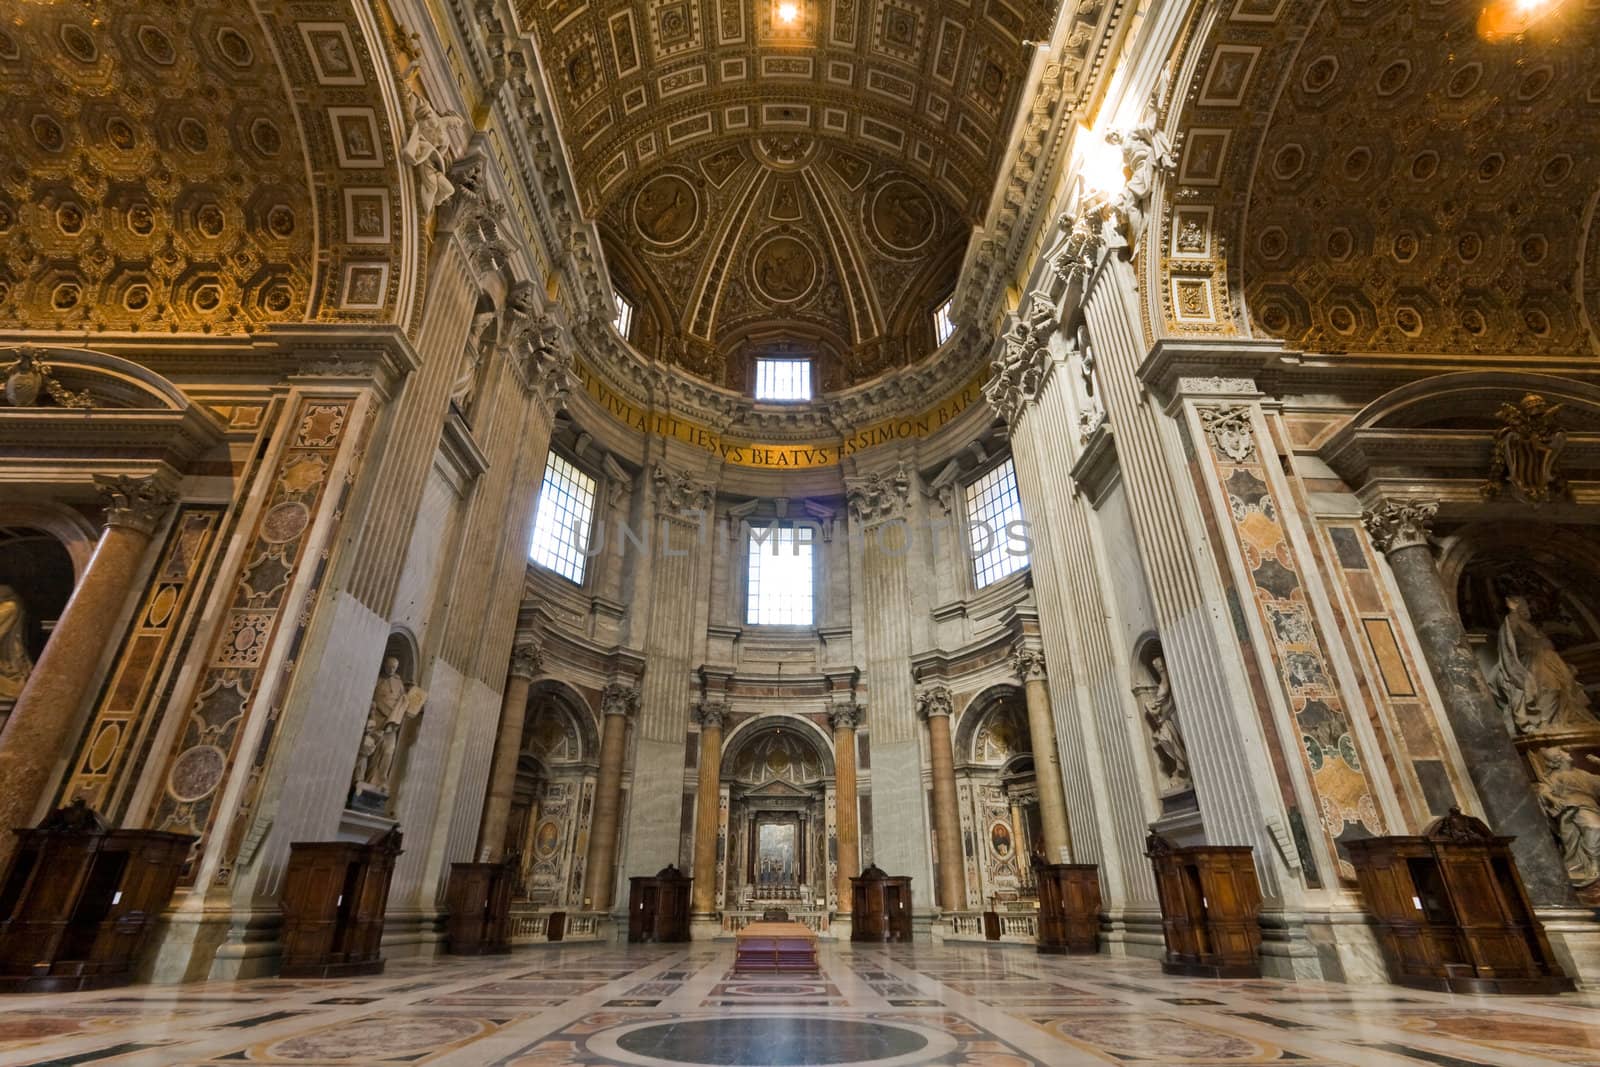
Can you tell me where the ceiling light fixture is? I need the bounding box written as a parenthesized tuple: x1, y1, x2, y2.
(777, 2, 800, 25)
(1479, 0, 1563, 39)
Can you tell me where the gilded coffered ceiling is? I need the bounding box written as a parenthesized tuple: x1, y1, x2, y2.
(1245, 0, 1600, 356)
(512, 0, 1057, 389)
(0, 0, 412, 334)
(1159, 0, 1600, 357)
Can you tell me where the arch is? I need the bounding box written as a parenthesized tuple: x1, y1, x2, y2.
(522, 678, 600, 766)
(1341, 372, 1600, 434)
(0, 502, 98, 581)
(954, 682, 1028, 766)
(722, 713, 835, 782)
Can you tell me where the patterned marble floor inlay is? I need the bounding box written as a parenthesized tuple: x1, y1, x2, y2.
(3, 943, 1599, 1066)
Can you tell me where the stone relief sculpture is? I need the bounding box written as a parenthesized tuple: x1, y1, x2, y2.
(1489, 595, 1600, 735)
(402, 88, 468, 217)
(1133, 652, 1192, 796)
(350, 655, 427, 809)
(0, 585, 33, 702)
(1482, 393, 1569, 504)
(1533, 747, 1600, 894)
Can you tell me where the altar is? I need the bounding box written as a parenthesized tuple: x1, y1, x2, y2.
(733, 919, 819, 973)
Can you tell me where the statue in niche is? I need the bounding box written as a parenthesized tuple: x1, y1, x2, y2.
(0, 585, 33, 702)
(351, 655, 427, 805)
(402, 88, 468, 217)
(1489, 595, 1600, 735)
(1136, 654, 1192, 794)
(1533, 747, 1600, 893)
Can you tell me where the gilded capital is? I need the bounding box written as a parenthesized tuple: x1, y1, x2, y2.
(507, 640, 543, 681)
(916, 685, 954, 721)
(600, 682, 640, 719)
(1361, 499, 1438, 555)
(94, 474, 177, 537)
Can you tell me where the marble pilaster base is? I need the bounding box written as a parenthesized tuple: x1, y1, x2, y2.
(690, 916, 725, 942)
(380, 907, 447, 959)
(1099, 908, 1165, 960)
(1258, 910, 1333, 982)
(1538, 907, 1600, 988)
(1298, 909, 1389, 984)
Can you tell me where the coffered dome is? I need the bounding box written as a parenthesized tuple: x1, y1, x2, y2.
(513, 0, 1058, 389)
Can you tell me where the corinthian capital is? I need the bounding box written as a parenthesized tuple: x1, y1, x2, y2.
(916, 685, 954, 720)
(845, 464, 912, 523)
(652, 464, 714, 515)
(94, 474, 177, 536)
(1011, 645, 1048, 682)
(600, 683, 640, 719)
(1361, 499, 1438, 555)
(693, 700, 728, 731)
(507, 640, 543, 681)
(828, 702, 864, 732)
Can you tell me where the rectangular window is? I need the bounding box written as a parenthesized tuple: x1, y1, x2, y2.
(529, 453, 597, 584)
(613, 294, 634, 339)
(754, 357, 812, 401)
(966, 459, 1028, 589)
(746, 525, 815, 626)
(934, 296, 956, 345)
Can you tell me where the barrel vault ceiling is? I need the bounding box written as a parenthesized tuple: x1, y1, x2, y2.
(511, 0, 1058, 391)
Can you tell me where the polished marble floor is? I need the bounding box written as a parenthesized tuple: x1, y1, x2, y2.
(6, 943, 1600, 1066)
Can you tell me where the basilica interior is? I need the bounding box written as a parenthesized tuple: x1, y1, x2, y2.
(4, 0, 1600, 1064)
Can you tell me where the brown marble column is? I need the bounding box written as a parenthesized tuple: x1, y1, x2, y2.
(583, 682, 637, 911)
(689, 700, 726, 917)
(0, 475, 174, 870)
(478, 641, 542, 861)
(918, 686, 966, 911)
(829, 702, 863, 913)
(1013, 644, 1074, 862)
(1363, 499, 1570, 904)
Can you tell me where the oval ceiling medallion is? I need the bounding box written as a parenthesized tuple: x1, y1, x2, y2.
(867, 178, 936, 254)
(749, 231, 818, 304)
(631, 172, 700, 248)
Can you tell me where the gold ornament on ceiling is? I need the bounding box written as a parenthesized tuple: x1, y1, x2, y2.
(1159, 0, 1600, 356)
(511, 0, 1055, 389)
(0, 0, 413, 334)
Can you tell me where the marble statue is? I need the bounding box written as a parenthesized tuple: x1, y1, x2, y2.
(1141, 655, 1192, 793)
(0, 585, 33, 702)
(1107, 112, 1176, 248)
(352, 656, 426, 797)
(1489, 595, 1600, 734)
(402, 90, 467, 217)
(1534, 747, 1600, 889)
(451, 304, 499, 419)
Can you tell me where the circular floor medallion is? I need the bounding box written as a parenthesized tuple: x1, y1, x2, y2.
(592, 1015, 955, 1067)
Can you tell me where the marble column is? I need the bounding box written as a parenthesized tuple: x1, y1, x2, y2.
(1013, 644, 1074, 861)
(830, 702, 863, 913)
(690, 700, 726, 917)
(1363, 499, 1570, 904)
(0, 474, 174, 870)
(918, 686, 966, 911)
(478, 641, 542, 862)
(584, 682, 638, 911)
